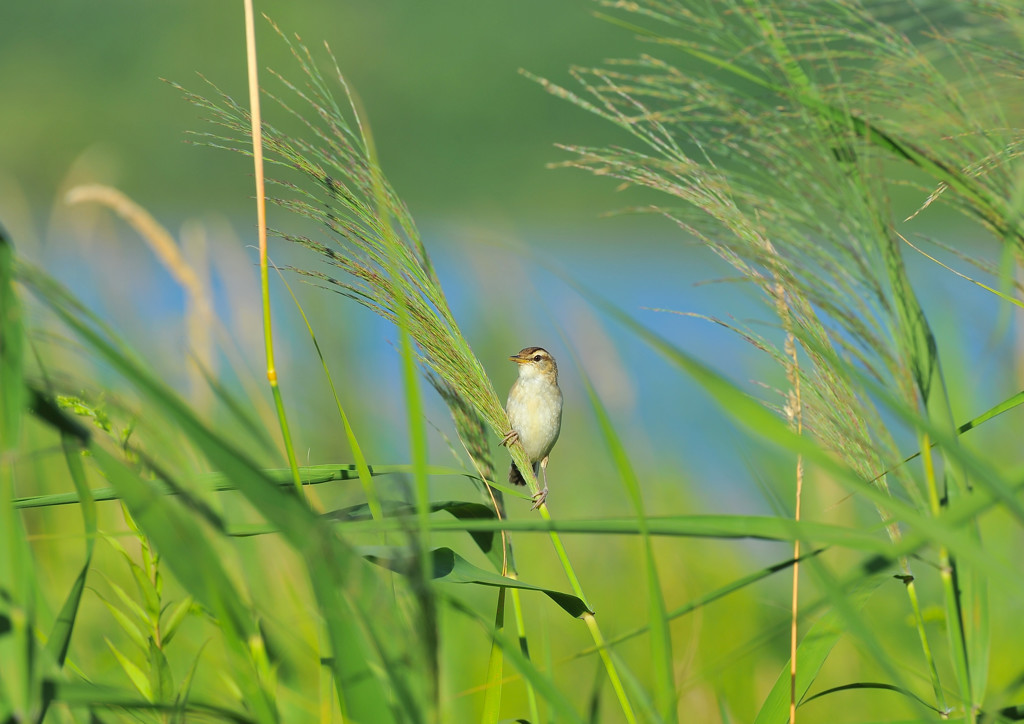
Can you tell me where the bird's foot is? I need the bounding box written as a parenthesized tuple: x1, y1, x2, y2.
(530, 485, 548, 511)
(501, 429, 519, 447)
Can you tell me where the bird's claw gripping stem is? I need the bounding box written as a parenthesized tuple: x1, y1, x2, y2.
(530, 486, 548, 510)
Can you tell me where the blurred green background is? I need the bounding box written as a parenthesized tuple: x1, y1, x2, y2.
(2, 0, 651, 222)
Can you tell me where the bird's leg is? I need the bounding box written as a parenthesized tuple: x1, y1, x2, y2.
(501, 428, 519, 447)
(530, 456, 550, 510)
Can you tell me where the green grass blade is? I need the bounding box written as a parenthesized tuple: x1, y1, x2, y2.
(36, 427, 99, 720)
(11, 463, 475, 510)
(901, 235, 1024, 311)
(355, 513, 1014, 581)
(174, 639, 210, 724)
(193, 361, 276, 452)
(364, 546, 590, 619)
(48, 680, 256, 722)
(508, 585, 541, 723)
(0, 229, 35, 719)
(0, 458, 36, 720)
(754, 574, 887, 724)
(161, 595, 194, 647)
(87, 445, 278, 722)
(106, 638, 152, 700)
(326, 499, 499, 561)
(0, 222, 29, 717)
(800, 682, 946, 714)
(275, 265, 384, 524)
(95, 593, 148, 652)
(608, 647, 661, 723)
(479, 588, 506, 724)
(573, 351, 676, 722)
(446, 595, 587, 724)
(19, 265, 414, 722)
(577, 551, 817, 657)
(0, 224, 24, 451)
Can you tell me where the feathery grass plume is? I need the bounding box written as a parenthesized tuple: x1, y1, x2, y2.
(173, 23, 526, 482)
(532, 1, 1024, 495)
(529, 2, 1024, 719)
(426, 372, 500, 498)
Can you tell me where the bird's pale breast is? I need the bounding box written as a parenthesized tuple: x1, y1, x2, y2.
(506, 375, 563, 461)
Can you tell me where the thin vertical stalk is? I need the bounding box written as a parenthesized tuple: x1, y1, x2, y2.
(902, 564, 946, 713)
(242, 0, 303, 498)
(536, 501, 638, 724)
(788, 336, 803, 724)
(508, 585, 540, 724)
(922, 433, 973, 722)
(583, 613, 635, 724)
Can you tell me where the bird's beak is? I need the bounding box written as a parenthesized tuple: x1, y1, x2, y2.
(509, 353, 528, 364)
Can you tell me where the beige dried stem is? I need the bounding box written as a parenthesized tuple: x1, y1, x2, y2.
(66, 184, 215, 407)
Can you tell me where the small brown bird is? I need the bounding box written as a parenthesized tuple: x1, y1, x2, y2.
(502, 347, 563, 508)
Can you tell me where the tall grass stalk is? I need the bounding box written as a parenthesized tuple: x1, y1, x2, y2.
(786, 336, 803, 724)
(242, 0, 303, 500)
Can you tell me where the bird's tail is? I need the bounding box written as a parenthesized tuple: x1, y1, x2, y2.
(508, 461, 539, 486)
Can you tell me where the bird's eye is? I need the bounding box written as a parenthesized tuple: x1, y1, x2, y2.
(533, 355, 542, 362)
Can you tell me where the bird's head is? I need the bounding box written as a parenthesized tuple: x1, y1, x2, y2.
(509, 347, 558, 382)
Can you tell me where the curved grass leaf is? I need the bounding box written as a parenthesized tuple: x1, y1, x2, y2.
(801, 681, 944, 714)
(277, 265, 386, 528)
(106, 638, 151, 701)
(326, 491, 1023, 591)
(411, 498, 1020, 596)
(363, 546, 591, 619)
(12, 463, 475, 510)
(95, 592, 147, 652)
(325, 499, 498, 559)
(573, 551, 820, 659)
(754, 574, 887, 724)
(48, 679, 256, 723)
(161, 596, 194, 648)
